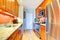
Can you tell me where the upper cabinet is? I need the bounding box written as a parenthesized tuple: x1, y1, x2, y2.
(36, 0, 52, 18)
(0, 0, 19, 17)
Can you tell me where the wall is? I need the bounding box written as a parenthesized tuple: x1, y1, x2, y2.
(17, 0, 23, 20)
(22, 0, 43, 9)
(23, 9, 35, 30)
(18, 6, 23, 20)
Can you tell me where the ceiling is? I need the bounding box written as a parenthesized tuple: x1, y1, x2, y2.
(17, 0, 44, 9)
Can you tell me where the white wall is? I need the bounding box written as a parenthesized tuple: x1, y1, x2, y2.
(18, 6, 23, 20)
(22, 0, 44, 9)
(23, 9, 35, 30)
(17, 0, 23, 20)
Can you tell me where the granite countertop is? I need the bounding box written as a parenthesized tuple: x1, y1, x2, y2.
(0, 18, 23, 40)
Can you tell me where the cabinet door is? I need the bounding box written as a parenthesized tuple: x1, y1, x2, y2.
(7, 29, 22, 40)
(0, 0, 19, 16)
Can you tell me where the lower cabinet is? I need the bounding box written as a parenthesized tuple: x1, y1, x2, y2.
(39, 25, 46, 40)
(7, 29, 22, 40)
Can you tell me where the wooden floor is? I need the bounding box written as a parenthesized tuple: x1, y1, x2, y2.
(6, 29, 57, 40)
(48, 35, 56, 40)
(22, 30, 40, 40)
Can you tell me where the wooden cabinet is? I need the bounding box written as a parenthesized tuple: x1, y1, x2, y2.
(0, 0, 19, 16)
(7, 29, 22, 40)
(39, 24, 46, 40)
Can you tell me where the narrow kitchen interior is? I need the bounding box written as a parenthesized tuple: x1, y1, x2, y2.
(0, 0, 60, 40)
